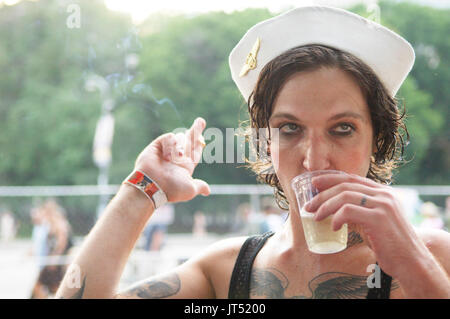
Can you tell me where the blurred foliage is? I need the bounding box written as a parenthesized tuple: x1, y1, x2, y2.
(351, 0, 449, 184)
(0, 0, 448, 234)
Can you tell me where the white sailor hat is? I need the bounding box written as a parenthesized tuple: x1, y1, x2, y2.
(229, 6, 415, 102)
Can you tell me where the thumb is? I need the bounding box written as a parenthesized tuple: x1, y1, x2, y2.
(193, 179, 211, 197)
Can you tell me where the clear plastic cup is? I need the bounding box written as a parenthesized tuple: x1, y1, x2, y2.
(291, 170, 348, 254)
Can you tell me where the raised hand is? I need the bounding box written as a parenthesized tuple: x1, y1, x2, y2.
(133, 117, 210, 203)
(304, 173, 425, 279)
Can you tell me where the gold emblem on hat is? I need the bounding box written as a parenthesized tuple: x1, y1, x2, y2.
(239, 37, 260, 77)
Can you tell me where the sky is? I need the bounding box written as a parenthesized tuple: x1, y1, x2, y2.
(0, 0, 448, 23)
(103, 0, 450, 24)
(0, 0, 450, 24)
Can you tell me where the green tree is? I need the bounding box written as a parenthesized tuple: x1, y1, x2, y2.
(0, 0, 137, 233)
(0, 0, 133, 186)
(350, 1, 450, 184)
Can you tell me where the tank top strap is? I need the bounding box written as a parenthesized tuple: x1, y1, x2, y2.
(228, 231, 275, 299)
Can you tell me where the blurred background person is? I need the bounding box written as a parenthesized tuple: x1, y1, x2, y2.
(445, 197, 450, 231)
(142, 204, 174, 251)
(192, 210, 207, 237)
(231, 202, 252, 235)
(30, 204, 50, 271)
(236, 202, 267, 236)
(0, 208, 18, 242)
(260, 196, 287, 233)
(419, 201, 444, 230)
(30, 199, 73, 299)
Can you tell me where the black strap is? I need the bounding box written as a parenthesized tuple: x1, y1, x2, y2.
(228, 232, 274, 299)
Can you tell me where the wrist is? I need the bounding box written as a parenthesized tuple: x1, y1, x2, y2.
(116, 184, 155, 220)
(123, 170, 168, 209)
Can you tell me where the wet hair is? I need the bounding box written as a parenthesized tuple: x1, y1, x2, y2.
(242, 44, 409, 210)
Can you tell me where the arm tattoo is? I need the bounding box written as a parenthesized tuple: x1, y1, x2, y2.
(250, 268, 399, 299)
(119, 273, 181, 299)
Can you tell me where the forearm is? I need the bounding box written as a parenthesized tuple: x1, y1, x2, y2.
(55, 185, 154, 298)
(398, 245, 450, 299)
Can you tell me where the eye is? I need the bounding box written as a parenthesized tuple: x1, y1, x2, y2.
(331, 123, 355, 136)
(280, 123, 299, 134)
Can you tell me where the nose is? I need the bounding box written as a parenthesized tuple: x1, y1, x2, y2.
(301, 134, 332, 171)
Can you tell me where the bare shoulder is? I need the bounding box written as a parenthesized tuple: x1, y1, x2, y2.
(197, 235, 249, 264)
(416, 227, 450, 250)
(116, 235, 249, 299)
(196, 235, 249, 293)
(416, 227, 450, 269)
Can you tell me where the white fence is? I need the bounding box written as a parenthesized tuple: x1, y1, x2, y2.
(1, 184, 449, 197)
(0, 184, 448, 215)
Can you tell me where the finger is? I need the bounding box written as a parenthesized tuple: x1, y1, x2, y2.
(305, 182, 378, 213)
(159, 133, 177, 161)
(185, 118, 205, 147)
(192, 134, 206, 164)
(313, 190, 375, 222)
(312, 173, 385, 193)
(192, 178, 211, 197)
(332, 203, 373, 231)
(186, 117, 206, 162)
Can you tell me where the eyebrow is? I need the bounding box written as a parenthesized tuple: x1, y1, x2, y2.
(269, 112, 300, 122)
(329, 111, 365, 121)
(269, 111, 365, 123)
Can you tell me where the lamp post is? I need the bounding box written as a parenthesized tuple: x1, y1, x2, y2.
(85, 74, 115, 219)
(85, 53, 139, 218)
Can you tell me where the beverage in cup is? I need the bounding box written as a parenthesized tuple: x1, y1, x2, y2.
(291, 170, 348, 254)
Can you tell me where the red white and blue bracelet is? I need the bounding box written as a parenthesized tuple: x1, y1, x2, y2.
(124, 170, 168, 209)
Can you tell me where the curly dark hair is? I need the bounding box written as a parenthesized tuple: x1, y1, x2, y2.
(241, 44, 409, 210)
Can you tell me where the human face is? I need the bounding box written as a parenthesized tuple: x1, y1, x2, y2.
(268, 67, 374, 207)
